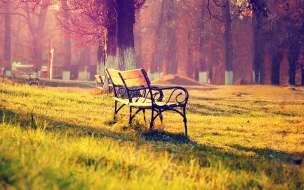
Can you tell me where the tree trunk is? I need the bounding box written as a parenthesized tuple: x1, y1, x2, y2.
(103, 2, 118, 91)
(134, 10, 143, 69)
(302, 65, 304, 85)
(271, 49, 281, 85)
(280, 49, 289, 86)
(62, 37, 71, 80)
(70, 65, 78, 80)
(222, 0, 233, 85)
(198, 9, 207, 83)
(35, 8, 47, 73)
(117, 0, 136, 71)
(289, 53, 299, 86)
(263, 44, 271, 84)
(252, 8, 263, 84)
(4, 2, 11, 75)
(97, 39, 106, 75)
(164, 0, 177, 75)
(301, 22, 304, 86)
(105, 22, 118, 70)
(288, 34, 302, 86)
(187, 32, 194, 78)
(25, 1, 48, 73)
(62, 0, 72, 80)
(150, 0, 169, 79)
(78, 46, 90, 80)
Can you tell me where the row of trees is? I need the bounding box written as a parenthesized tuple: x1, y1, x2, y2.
(0, 0, 146, 80)
(137, 0, 304, 85)
(0, 0, 53, 75)
(1, 0, 304, 85)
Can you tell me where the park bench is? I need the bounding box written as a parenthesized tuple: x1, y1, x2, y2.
(94, 75, 105, 89)
(94, 74, 113, 92)
(106, 68, 189, 135)
(29, 74, 39, 86)
(13, 74, 39, 86)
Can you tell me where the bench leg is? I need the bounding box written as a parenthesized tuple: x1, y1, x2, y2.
(159, 110, 163, 125)
(129, 108, 147, 125)
(150, 109, 155, 130)
(184, 123, 188, 135)
(114, 101, 118, 121)
(183, 107, 187, 135)
(129, 107, 132, 125)
(149, 109, 164, 130)
(143, 109, 146, 123)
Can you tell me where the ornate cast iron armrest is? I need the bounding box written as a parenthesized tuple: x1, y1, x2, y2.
(152, 86, 189, 106)
(115, 85, 128, 99)
(128, 86, 149, 102)
(150, 86, 165, 101)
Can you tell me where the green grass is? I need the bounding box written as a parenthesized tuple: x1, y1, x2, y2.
(0, 80, 304, 189)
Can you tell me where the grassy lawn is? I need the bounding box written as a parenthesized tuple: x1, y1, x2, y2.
(0, 79, 303, 189)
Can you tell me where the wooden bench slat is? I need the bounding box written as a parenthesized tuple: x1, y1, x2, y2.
(110, 77, 124, 86)
(94, 74, 113, 92)
(123, 77, 147, 87)
(107, 69, 124, 86)
(94, 75, 103, 83)
(118, 69, 145, 79)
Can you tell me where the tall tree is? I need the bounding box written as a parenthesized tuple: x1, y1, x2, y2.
(286, 0, 304, 86)
(116, 0, 136, 70)
(221, 0, 233, 85)
(4, 2, 11, 75)
(251, 0, 269, 84)
(150, 0, 168, 79)
(198, 4, 207, 83)
(164, 0, 178, 76)
(134, 9, 143, 69)
(78, 46, 91, 80)
(22, 0, 49, 74)
(55, 0, 146, 72)
(301, 21, 304, 85)
(61, 1, 72, 80)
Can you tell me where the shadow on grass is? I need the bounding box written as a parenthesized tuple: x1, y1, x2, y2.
(1, 106, 303, 159)
(1, 106, 303, 162)
(229, 144, 304, 166)
(0, 106, 190, 145)
(140, 130, 191, 144)
(1, 107, 304, 188)
(0, 107, 125, 142)
(0, 104, 192, 147)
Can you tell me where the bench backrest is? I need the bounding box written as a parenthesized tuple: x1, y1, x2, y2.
(118, 69, 150, 88)
(94, 75, 104, 87)
(106, 69, 127, 98)
(106, 69, 124, 86)
(94, 75, 103, 83)
(118, 69, 153, 101)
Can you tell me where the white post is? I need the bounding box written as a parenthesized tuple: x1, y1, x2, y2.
(49, 48, 54, 80)
(199, 71, 208, 84)
(62, 71, 70, 80)
(5, 70, 12, 77)
(225, 70, 233, 85)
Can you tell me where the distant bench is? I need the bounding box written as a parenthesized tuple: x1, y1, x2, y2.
(106, 68, 189, 135)
(94, 74, 113, 92)
(13, 74, 39, 86)
(94, 75, 105, 89)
